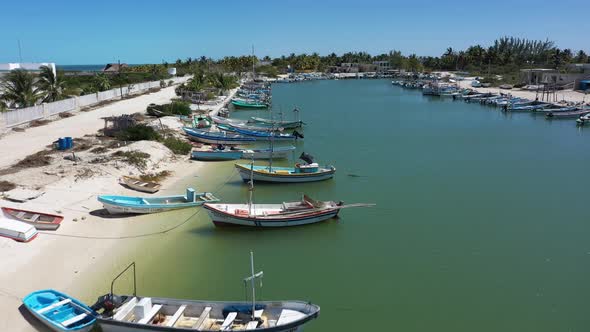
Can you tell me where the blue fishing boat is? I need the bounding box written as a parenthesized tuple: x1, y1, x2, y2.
(23, 289, 97, 332)
(183, 127, 256, 145)
(98, 188, 219, 214)
(191, 148, 244, 161)
(217, 124, 303, 141)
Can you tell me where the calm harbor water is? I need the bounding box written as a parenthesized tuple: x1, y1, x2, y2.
(127, 79, 590, 331)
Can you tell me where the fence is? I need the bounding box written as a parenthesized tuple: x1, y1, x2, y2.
(1, 76, 188, 130)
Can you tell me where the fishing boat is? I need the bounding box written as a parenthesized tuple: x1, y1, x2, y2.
(120, 176, 161, 194)
(533, 106, 578, 114)
(91, 256, 320, 331)
(97, 188, 219, 214)
(249, 117, 303, 129)
(576, 113, 590, 125)
(205, 195, 374, 227)
(217, 124, 303, 141)
(183, 127, 257, 145)
(0, 216, 38, 241)
(235, 153, 335, 183)
(237, 146, 296, 160)
(1, 207, 63, 230)
(23, 289, 97, 332)
(191, 147, 244, 161)
(546, 108, 590, 119)
(231, 98, 269, 109)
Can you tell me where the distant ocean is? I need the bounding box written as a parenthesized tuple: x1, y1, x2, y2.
(57, 64, 143, 72)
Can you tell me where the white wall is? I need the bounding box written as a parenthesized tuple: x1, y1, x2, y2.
(1, 76, 188, 129)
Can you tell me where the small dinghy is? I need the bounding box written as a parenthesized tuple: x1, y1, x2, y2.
(0, 216, 38, 242)
(119, 176, 161, 194)
(98, 188, 219, 214)
(23, 289, 97, 332)
(2, 207, 63, 230)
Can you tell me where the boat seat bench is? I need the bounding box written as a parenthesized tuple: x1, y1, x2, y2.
(138, 304, 162, 324)
(220, 312, 237, 331)
(166, 304, 187, 327)
(61, 313, 87, 327)
(37, 299, 72, 314)
(192, 306, 212, 329)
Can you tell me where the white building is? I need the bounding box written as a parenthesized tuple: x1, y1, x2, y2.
(0, 62, 57, 77)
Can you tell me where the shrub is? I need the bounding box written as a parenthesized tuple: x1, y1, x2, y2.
(117, 124, 161, 141)
(146, 101, 191, 116)
(112, 150, 150, 170)
(160, 80, 166, 88)
(161, 137, 192, 155)
(0, 180, 16, 192)
(140, 170, 172, 182)
(168, 80, 174, 87)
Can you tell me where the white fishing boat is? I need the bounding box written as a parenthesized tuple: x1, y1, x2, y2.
(91, 256, 320, 332)
(0, 216, 38, 242)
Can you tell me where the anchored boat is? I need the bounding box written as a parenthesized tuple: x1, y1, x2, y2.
(191, 147, 244, 161)
(235, 152, 335, 183)
(183, 127, 256, 145)
(91, 256, 320, 331)
(231, 98, 269, 109)
(97, 188, 219, 214)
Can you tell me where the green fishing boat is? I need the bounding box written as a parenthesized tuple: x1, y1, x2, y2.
(231, 98, 269, 109)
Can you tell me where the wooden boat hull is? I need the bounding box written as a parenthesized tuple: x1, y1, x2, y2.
(191, 150, 243, 161)
(235, 164, 335, 183)
(120, 176, 161, 194)
(96, 295, 319, 332)
(23, 289, 97, 332)
(2, 207, 62, 230)
(204, 204, 339, 227)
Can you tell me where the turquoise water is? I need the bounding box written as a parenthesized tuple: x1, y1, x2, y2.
(130, 79, 590, 331)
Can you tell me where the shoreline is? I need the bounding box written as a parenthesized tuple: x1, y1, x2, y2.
(0, 85, 237, 331)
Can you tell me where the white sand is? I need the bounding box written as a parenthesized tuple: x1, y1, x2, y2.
(0, 83, 239, 331)
(457, 78, 590, 104)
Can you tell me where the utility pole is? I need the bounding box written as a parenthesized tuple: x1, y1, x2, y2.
(118, 59, 124, 99)
(18, 39, 23, 62)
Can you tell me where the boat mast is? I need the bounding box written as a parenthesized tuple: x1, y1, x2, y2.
(243, 251, 263, 321)
(248, 161, 254, 216)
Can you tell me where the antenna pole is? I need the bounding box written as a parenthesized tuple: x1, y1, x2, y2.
(18, 39, 23, 62)
(250, 251, 256, 320)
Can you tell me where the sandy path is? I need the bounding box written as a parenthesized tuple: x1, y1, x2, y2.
(0, 86, 178, 169)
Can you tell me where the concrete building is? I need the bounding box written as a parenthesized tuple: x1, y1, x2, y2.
(0, 62, 56, 77)
(373, 61, 391, 72)
(520, 63, 590, 90)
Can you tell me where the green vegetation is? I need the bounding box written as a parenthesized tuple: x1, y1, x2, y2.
(139, 170, 172, 182)
(146, 101, 191, 116)
(0, 69, 41, 108)
(117, 124, 161, 141)
(161, 137, 192, 155)
(112, 150, 150, 170)
(37, 65, 73, 102)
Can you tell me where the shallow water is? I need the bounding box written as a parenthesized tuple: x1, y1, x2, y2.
(130, 79, 590, 331)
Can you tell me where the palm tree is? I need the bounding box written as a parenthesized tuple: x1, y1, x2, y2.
(36, 65, 70, 102)
(209, 73, 237, 94)
(0, 69, 41, 108)
(93, 73, 111, 92)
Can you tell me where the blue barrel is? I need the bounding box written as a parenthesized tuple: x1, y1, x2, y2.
(65, 137, 73, 149)
(57, 138, 67, 150)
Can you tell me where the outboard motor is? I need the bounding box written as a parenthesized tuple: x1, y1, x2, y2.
(299, 152, 314, 165)
(293, 130, 304, 139)
(91, 293, 123, 315)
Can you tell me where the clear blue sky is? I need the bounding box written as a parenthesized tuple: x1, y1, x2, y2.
(1, 0, 588, 65)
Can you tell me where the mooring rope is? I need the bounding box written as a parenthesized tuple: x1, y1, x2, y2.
(38, 170, 238, 240)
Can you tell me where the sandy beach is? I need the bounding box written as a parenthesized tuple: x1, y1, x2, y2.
(0, 85, 237, 331)
(457, 78, 589, 105)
